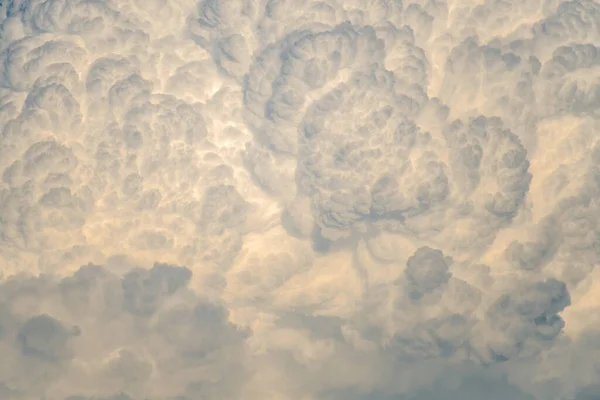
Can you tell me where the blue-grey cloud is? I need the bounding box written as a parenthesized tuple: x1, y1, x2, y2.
(0, 263, 248, 399)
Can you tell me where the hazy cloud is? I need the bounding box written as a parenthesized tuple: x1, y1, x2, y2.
(0, 263, 247, 399)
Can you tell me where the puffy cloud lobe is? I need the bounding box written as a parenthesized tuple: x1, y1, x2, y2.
(121, 263, 192, 316)
(538, 43, 600, 116)
(17, 314, 78, 362)
(404, 246, 452, 300)
(440, 38, 539, 132)
(445, 116, 531, 219)
(244, 23, 387, 154)
(504, 216, 562, 271)
(381, 248, 482, 365)
(532, 0, 600, 58)
(475, 278, 571, 363)
(296, 68, 447, 240)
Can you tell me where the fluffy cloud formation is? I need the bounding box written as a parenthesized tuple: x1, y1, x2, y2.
(0, 263, 247, 399)
(1, 0, 600, 399)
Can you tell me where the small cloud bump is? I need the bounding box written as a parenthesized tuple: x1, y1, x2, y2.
(404, 246, 453, 301)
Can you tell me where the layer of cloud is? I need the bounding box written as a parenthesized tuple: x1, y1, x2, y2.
(0, 263, 247, 399)
(0, 0, 599, 399)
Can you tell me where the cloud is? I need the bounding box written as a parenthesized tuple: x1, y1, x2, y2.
(0, 262, 248, 399)
(474, 278, 571, 363)
(0, 0, 599, 399)
(403, 246, 452, 301)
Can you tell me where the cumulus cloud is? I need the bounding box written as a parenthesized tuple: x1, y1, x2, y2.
(0, 262, 247, 399)
(0, 0, 599, 398)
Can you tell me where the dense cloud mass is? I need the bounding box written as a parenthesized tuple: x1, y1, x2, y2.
(0, 0, 600, 398)
(0, 263, 247, 399)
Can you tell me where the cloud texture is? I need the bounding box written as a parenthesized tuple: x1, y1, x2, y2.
(0, 0, 600, 398)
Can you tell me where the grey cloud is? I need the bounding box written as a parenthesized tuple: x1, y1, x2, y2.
(504, 216, 562, 271)
(17, 314, 78, 362)
(575, 386, 600, 400)
(476, 278, 571, 363)
(532, 0, 600, 57)
(281, 195, 314, 237)
(488, 279, 570, 329)
(538, 43, 600, 116)
(387, 313, 472, 362)
(403, 246, 452, 301)
(24, 0, 119, 36)
(0, 263, 248, 400)
(276, 313, 344, 341)
(525, 154, 600, 285)
(214, 33, 252, 79)
(0, 37, 87, 92)
(86, 58, 140, 100)
(445, 116, 532, 219)
(121, 263, 192, 317)
(184, 184, 249, 269)
(244, 23, 387, 154)
(440, 38, 539, 137)
(24, 83, 82, 129)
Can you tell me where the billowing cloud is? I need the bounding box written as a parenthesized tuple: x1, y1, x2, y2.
(0, 263, 247, 399)
(0, 0, 599, 399)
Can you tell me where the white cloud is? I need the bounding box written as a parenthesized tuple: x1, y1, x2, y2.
(0, 0, 600, 399)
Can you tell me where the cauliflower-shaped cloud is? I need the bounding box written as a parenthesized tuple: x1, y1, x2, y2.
(1, 0, 600, 399)
(474, 278, 571, 363)
(403, 246, 452, 300)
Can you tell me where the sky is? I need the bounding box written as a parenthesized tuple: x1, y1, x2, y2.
(0, 0, 599, 399)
